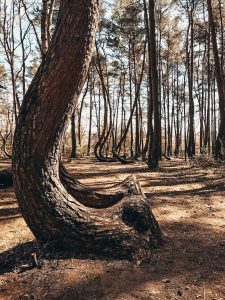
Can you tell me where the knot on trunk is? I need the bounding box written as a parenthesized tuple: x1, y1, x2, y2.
(121, 202, 152, 233)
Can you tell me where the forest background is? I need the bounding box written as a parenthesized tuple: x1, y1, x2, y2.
(0, 0, 224, 168)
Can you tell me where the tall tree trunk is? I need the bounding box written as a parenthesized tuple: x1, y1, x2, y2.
(94, 43, 115, 162)
(78, 78, 89, 146)
(112, 43, 146, 164)
(41, 0, 49, 55)
(187, 4, 195, 157)
(166, 56, 171, 157)
(128, 41, 134, 158)
(87, 72, 93, 156)
(142, 0, 153, 160)
(207, 0, 225, 159)
(70, 111, 77, 159)
(12, 0, 161, 259)
(148, 0, 161, 170)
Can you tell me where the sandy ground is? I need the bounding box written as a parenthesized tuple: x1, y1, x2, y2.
(0, 157, 225, 300)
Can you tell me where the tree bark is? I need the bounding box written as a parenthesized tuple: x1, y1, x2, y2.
(207, 0, 225, 159)
(70, 111, 77, 159)
(187, 4, 195, 158)
(87, 71, 93, 156)
(12, 0, 162, 260)
(41, 0, 49, 55)
(147, 0, 161, 170)
(93, 44, 115, 162)
(112, 42, 146, 164)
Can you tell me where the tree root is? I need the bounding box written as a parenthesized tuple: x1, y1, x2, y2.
(60, 163, 145, 208)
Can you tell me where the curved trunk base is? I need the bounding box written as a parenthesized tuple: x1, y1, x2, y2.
(60, 163, 148, 208)
(215, 134, 225, 160)
(112, 150, 135, 164)
(14, 163, 163, 260)
(12, 0, 162, 262)
(36, 193, 162, 260)
(94, 147, 118, 163)
(59, 164, 163, 259)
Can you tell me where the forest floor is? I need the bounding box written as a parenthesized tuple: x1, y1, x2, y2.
(0, 157, 225, 300)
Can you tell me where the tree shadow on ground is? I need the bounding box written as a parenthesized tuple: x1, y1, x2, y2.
(0, 207, 20, 218)
(1, 159, 225, 299)
(1, 222, 225, 299)
(65, 158, 191, 178)
(0, 198, 21, 222)
(145, 182, 225, 197)
(0, 241, 36, 275)
(46, 222, 225, 299)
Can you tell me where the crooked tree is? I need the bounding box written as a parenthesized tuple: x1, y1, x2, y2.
(12, 0, 162, 259)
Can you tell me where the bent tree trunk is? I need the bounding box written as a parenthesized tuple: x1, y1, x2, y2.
(12, 0, 162, 259)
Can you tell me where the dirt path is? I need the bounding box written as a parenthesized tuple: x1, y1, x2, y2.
(0, 158, 225, 300)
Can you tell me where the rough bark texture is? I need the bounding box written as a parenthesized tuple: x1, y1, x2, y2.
(147, 0, 161, 170)
(187, 4, 196, 158)
(60, 164, 144, 209)
(207, 0, 225, 159)
(70, 112, 77, 159)
(12, 0, 162, 260)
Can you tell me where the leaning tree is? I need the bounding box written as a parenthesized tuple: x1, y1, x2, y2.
(12, 0, 162, 260)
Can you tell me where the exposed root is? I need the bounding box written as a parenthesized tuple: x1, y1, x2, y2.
(60, 163, 143, 208)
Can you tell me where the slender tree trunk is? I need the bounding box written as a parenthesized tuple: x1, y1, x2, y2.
(78, 78, 89, 146)
(128, 41, 134, 158)
(148, 0, 161, 170)
(166, 56, 171, 157)
(87, 73, 93, 156)
(70, 111, 77, 159)
(142, 0, 153, 159)
(207, 0, 225, 159)
(94, 44, 115, 162)
(41, 0, 49, 55)
(112, 43, 146, 164)
(187, 5, 195, 157)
